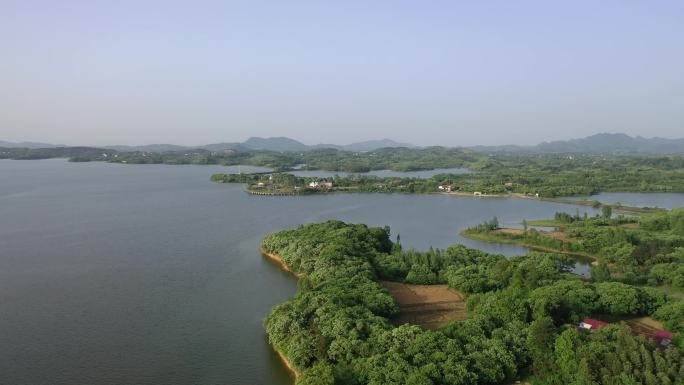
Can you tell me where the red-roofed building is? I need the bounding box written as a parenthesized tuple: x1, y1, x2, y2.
(653, 331, 673, 348)
(578, 319, 609, 331)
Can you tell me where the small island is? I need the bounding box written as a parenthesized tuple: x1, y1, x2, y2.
(210, 171, 600, 199)
(211, 172, 455, 195)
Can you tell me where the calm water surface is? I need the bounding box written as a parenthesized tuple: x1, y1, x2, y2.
(580, 192, 684, 209)
(2, 160, 681, 385)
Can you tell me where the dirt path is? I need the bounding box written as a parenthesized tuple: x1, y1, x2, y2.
(380, 281, 467, 329)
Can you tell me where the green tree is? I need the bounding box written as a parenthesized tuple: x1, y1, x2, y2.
(527, 317, 562, 385)
(591, 261, 611, 282)
(602, 205, 613, 218)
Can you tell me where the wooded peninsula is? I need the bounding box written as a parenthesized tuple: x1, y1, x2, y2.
(261, 220, 683, 385)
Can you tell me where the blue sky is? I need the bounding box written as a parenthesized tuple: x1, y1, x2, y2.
(1, 0, 683, 146)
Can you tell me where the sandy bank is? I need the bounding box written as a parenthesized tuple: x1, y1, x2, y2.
(263, 248, 302, 381)
(275, 348, 300, 379)
(260, 248, 304, 278)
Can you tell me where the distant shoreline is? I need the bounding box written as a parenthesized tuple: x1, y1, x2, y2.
(436, 191, 666, 214)
(459, 228, 598, 267)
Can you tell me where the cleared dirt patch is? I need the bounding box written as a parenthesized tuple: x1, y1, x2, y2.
(380, 281, 467, 329)
(624, 317, 665, 338)
(496, 228, 573, 242)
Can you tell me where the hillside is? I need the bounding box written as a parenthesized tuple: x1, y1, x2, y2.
(536, 133, 684, 154)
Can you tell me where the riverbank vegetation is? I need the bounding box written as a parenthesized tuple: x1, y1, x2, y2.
(211, 172, 443, 194)
(261, 220, 682, 385)
(210, 151, 684, 197)
(463, 208, 684, 335)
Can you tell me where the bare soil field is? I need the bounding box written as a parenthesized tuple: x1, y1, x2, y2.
(623, 317, 665, 338)
(496, 228, 572, 242)
(380, 281, 467, 329)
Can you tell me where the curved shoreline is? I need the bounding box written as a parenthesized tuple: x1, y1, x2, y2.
(261, 247, 302, 382)
(275, 348, 300, 380)
(260, 248, 304, 278)
(460, 229, 598, 265)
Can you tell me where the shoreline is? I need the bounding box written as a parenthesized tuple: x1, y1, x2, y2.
(460, 229, 598, 265)
(235, 181, 669, 214)
(438, 191, 588, 205)
(262, 247, 302, 382)
(275, 348, 300, 380)
(260, 248, 304, 278)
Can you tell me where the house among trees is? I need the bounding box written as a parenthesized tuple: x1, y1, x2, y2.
(653, 330, 673, 348)
(437, 185, 453, 192)
(308, 180, 333, 189)
(578, 318, 609, 331)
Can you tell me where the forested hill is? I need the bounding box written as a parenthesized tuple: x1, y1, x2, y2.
(473, 133, 684, 154)
(260, 220, 682, 385)
(4, 133, 684, 155)
(0, 146, 116, 160)
(0, 137, 416, 153)
(537, 133, 684, 154)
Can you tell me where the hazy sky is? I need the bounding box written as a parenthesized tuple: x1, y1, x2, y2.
(1, 1, 683, 146)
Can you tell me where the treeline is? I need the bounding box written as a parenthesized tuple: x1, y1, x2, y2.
(212, 172, 453, 194)
(466, 209, 684, 284)
(0, 146, 475, 171)
(527, 321, 684, 385)
(0, 146, 116, 160)
(261, 221, 682, 385)
(465, 208, 684, 338)
(212, 152, 684, 197)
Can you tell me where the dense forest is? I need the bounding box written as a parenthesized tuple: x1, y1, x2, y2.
(462, 208, 684, 335)
(260, 221, 682, 385)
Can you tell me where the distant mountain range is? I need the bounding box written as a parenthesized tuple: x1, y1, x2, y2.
(206, 137, 417, 152)
(0, 140, 66, 148)
(535, 133, 684, 154)
(0, 137, 416, 152)
(471, 133, 684, 154)
(3, 133, 684, 154)
(21, 137, 416, 153)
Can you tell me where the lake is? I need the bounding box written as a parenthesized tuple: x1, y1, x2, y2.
(576, 192, 684, 209)
(1, 159, 681, 385)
